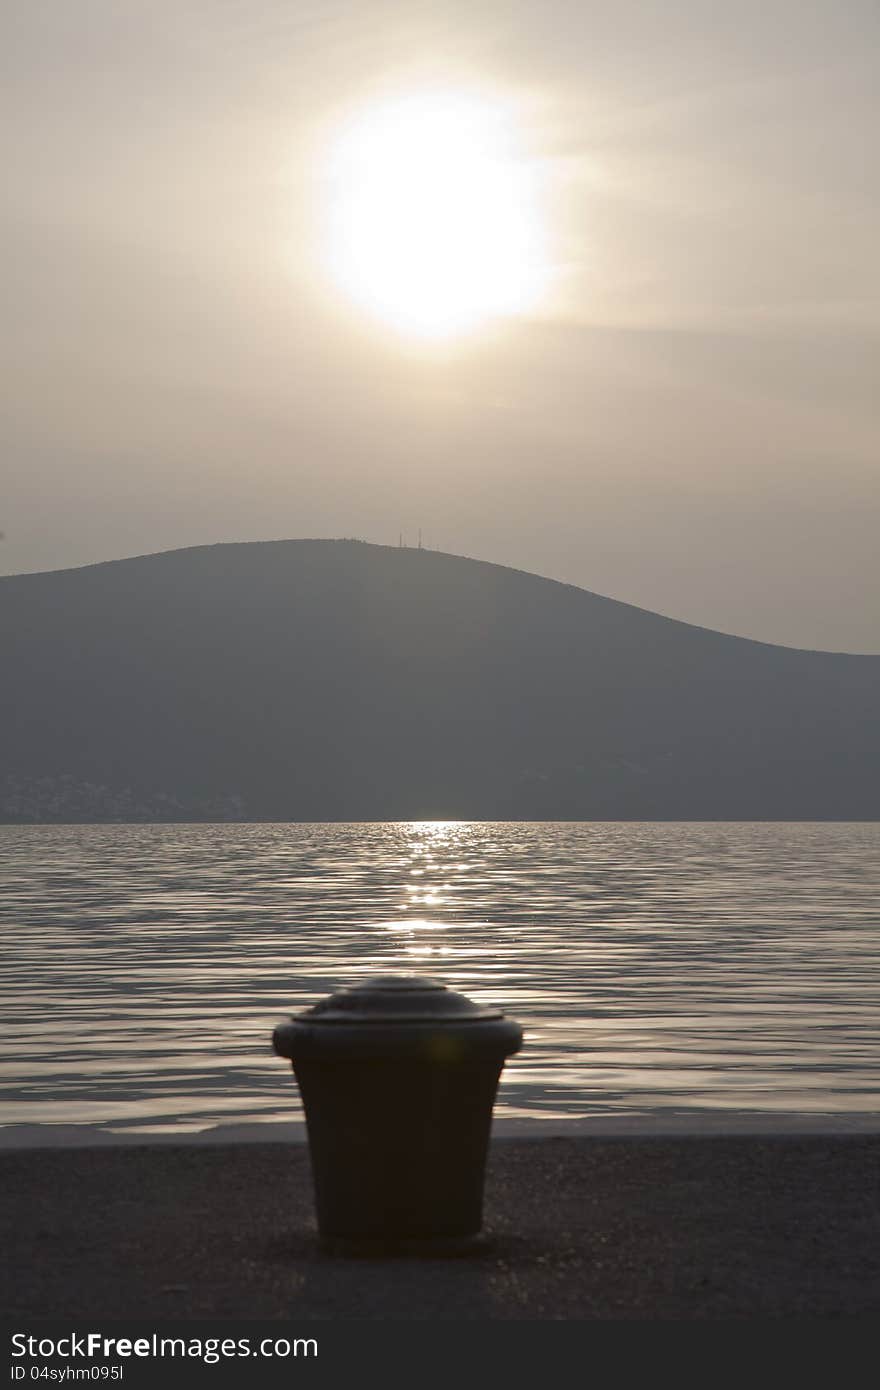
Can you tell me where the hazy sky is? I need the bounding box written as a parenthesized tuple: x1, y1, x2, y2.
(2, 1, 878, 652)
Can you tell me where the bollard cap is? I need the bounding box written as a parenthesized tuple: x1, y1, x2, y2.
(273, 974, 523, 1062)
(309, 975, 503, 1022)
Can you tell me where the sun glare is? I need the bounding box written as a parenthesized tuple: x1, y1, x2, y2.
(323, 90, 547, 339)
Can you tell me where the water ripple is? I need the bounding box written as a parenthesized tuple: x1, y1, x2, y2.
(2, 821, 879, 1135)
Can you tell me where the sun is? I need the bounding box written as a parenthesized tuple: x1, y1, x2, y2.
(322, 90, 548, 340)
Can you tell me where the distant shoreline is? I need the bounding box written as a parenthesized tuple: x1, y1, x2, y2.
(4, 816, 880, 826)
(4, 540, 879, 822)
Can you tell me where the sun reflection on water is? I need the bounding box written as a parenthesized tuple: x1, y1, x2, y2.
(2, 820, 880, 1136)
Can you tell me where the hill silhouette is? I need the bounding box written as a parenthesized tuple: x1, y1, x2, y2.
(2, 539, 878, 821)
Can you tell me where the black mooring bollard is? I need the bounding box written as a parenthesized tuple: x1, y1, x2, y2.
(272, 975, 522, 1252)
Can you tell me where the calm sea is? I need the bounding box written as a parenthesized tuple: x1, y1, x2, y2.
(2, 821, 879, 1140)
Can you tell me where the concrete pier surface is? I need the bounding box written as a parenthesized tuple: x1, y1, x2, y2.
(2, 1132, 879, 1320)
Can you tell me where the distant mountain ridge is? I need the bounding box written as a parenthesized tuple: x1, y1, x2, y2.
(2, 539, 878, 821)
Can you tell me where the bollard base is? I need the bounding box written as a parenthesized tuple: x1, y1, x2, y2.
(319, 1230, 493, 1260)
